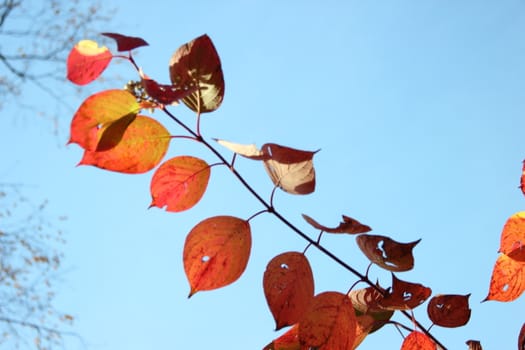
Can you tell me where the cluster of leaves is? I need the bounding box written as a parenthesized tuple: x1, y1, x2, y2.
(66, 33, 525, 349)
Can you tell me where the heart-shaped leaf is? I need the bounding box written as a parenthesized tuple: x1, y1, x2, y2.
(427, 294, 471, 328)
(169, 34, 224, 113)
(302, 214, 371, 234)
(356, 234, 420, 272)
(150, 156, 211, 212)
(184, 216, 251, 297)
(67, 40, 112, 85)
(263, 252, 314, 330)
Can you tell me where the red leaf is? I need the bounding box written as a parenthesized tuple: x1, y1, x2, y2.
(427, 294, 471, 328)
(78, 115, 170, 174)
(299, 291, 357, 350)
(101, 32, 148, 51)
(169, 34, 224, 113)
(141, 77, 196, 105)
(302, 214, 371, 234)
(484, 253, 525, 302)
(401, 331, 436, 350)
(263, 252, 314, 330)
(498, 212, 525, 261)
(69, 89, 140, 151)
(379, 274, 431, 310)
(356, 234, 420, 272)
(262, 143, 318, 195)
(149, 156, 211, 212)
(262, 324, 301, 350)
(518, 323, 525, 350)
(183, 216, 251, 297)
(67, 40, 112, 85)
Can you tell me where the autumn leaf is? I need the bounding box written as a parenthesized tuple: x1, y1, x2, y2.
(484, 253, 525, 302)
(262, 143, 318, 195)
(348, 286, 394, 333)
(184, 216, 251, 297)
(78, 115, 170, 174)
(263, 324, 301, 350)
(379, 274, 431, 310)
(498, 212, 525, 261)
(352, 315, 375, 349)
(141, 77, 196, 105)
(149, 156, 211, 212)
(101, 32, 149, 51)
(518, 322, 525, 350)
(69, 89, 140, 152)
(169, 34, 224, 113)
(465, 340, 483, 350)
(356, 234, 420, 272)
(263, 252, 314, 330)
(427, 294, 471, 328)
(302, 214, 371, 234)
(401, 331, 437, 350)
(215, 139, 267, 160)
(67, 39, 112, 85)
(299, 291, 356, 350)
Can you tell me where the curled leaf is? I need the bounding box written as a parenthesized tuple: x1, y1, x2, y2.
(263, 252, 314, 330)
(484, 253, 525, 302)
(379, 274, 431, 310)
(302, 214, 371, 234)
(184, 216, 251, 297)
(78, 115, 170, 174)
(427, 294, 471, 328)
(299, 291, 356, 350)
(356, 234, 420, 272)
(215, 139, 267, 160)
(401, 331, 436, 350)
(348, 286, 393, 333)
(498, 212, 525, 261)
(101, 32, 149, 51)
(169, 34, 224, 113)
(262, 143, 318, 195)
(67, 40, 112, 85)
(150, 156, 211, 212)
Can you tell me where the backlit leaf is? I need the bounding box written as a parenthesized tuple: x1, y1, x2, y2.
(101, 32, 149, 51)
(484, 253, 525, 302)
(78, 115, 170, 174)
(401, 331, 436, 350)
(184, 216, 251, 297)
(215, 139, 267, 160)
(69, 89, 140, 151)
(348, 286, 394, 333)
(67, 40, 112, 85)
(356, 234, 420, 272)
(169, 34, 224, 113)
(518, 322, 525, 350)
(149, 156, 211, 212)
(379, 274, 431, 310)
(498, 212, 525, 261)
(299, 291, 357, 350)
(302, 214, 371, 234)
(427, 294, 471, 328)
(262, 324, 301, 350)
(262, 143, 317, 195)
(352, 315, 375, 349)
(263, 252, 314, 330)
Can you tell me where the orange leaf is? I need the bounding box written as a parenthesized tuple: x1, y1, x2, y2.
(484, 253, 525, 302)
(401, 331, 437, 350)
(352, 315, 375, 349)
(169, 34, 224, 113)
(149, 156, 210, 212)
(262, 324, 302, 350)
(183, 216, 251, 297)
(498, 212, 525, 261)
(262, 143, 317, 195)
(379, 274, 431, 310)
(67, 40, 112, 85)
(101, 32, 148, 51)
(518, 322, 525, 350)
(78, 115, 170, 174)
(427, 294, 471, 328)
(69, 89, 140, 151)
(302, 214, 371, 234)
(299, 291, 357, 350)
(356, 234, 420, 272)
(263, 252, 315, 330)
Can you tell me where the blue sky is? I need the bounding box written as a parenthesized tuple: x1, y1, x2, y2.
(2, 1, 525, 349)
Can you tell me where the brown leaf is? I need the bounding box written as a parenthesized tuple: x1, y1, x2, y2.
(379, 274, 431, 310)
(302, 214, 371, 234)
(263, 252, 314, 330)
(427, 294, 471, 328)
(348, 286, 394, 333)
(101, 32, 149, 51)
(465, 340, 483, 350)
(356, 234, 420, 272)
(498, 212, 525, 261)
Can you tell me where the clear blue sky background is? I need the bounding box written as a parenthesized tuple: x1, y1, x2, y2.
(2, 1, 525, 349)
